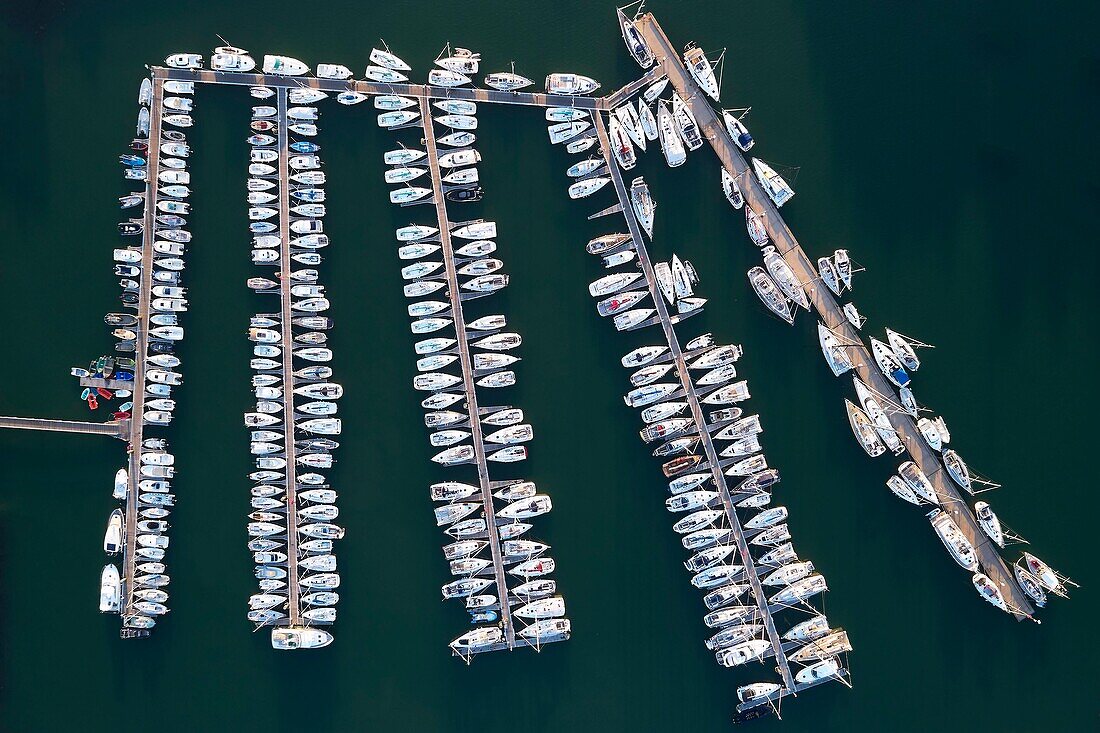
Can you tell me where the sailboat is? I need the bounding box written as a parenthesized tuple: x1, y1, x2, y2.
(684, 42, 721, 101)
(852, 375, 903, 454)
(370, 46, 411, 71)
(844, 399, 886, 457)
(745, 207, 769, 246)
(656, 100, 686, 168)
(617, 7, 655, 68)
(752, 158, 795, 207)
(723, 109, 755, 151)
(817, 322, 854, 376)
(484, 62, 533, 91)
(747, 267, 793, 325)
(928, 508, 978, 571)
(638, 99, 658, 141)
(869, 337, 910, 387)
(974, 501, 1005, 547)
(630, 177, 656, 237)
(886, 328, 922, 371)
(763, 247, 808, 310)
(721, 168, 744, 209)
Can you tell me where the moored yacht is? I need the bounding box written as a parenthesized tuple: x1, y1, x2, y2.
(752, 158, 795, 207)
(684, 42, 720, 101)
(927, 508, 978, 571)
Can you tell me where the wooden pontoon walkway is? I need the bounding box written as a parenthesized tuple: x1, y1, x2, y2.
(633, 13, 1034, 627)
(591, 114, 801, 693)
(275, 87, 304, 628)
(0, 416, 127, 438)
(154, 66, 659, 111)
(419, 98, 520, 653)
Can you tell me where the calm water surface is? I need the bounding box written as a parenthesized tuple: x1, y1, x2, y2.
(0, 1, 1095, 730)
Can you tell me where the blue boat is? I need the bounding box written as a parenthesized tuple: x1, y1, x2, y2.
(119, 154, 146, 167)
(290, 141, 320, 153)
(114, 371, 135, 381)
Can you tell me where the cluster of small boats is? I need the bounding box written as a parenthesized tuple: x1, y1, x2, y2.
(241, 78, 341, 650)
(379, 86, 569, 657)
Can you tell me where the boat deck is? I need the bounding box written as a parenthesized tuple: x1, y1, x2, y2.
(633, 13, 1035, 631)
(590, 113, 801, 693)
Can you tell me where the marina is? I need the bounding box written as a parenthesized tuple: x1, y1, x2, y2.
(0, 4, 1082, 728)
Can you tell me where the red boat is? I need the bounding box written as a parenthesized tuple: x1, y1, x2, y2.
(87, 394, 99, 410)
(97, 387, 114, 399)
(112, 411, 132, 420)
(251, 120, 276, 132)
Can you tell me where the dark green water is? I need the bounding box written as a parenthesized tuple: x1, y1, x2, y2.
(0, 1, 1095, 730)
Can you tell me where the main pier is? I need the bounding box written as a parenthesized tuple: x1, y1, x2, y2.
(632, 14, 1035, 620)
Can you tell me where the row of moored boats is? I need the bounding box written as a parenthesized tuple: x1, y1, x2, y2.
(379, 75, 569, 656)
(236, 53, 342, 650)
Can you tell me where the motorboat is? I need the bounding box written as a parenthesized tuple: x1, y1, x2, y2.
(737, 683, 781, 704)
(974, 501, 1004, 547)
(941, 449, 972, 492)
(927, 508, 978, 571)
(723, 109, 755, 151)
(747, 266, 794, 325)
(656, 100, 686, 167)
(844, 399, 885, 457)
(518, 619, 571, 640)
(369, 47, 411, 71)
(262, 55, 309, 75)
(104, 509, 124, 553)
(271, 627, 333, 650)
(545, 73, 600, 95)
(721, 168, 744, 209)
(817, 322, 854, 376)
(763, 247, 808, 310)
(617, 8, 655, 67)
(869, 337, 910, 387)
(752, 158, 795, 207)
(99, 565, 121, 613)
(316, 63, 353, 79)
(165, 53, 202, 69)
(212, 53, 255, 71)
(630, 177, 655, 237)
(916, 416, 948, 452)
(672, 93, 703, 150)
